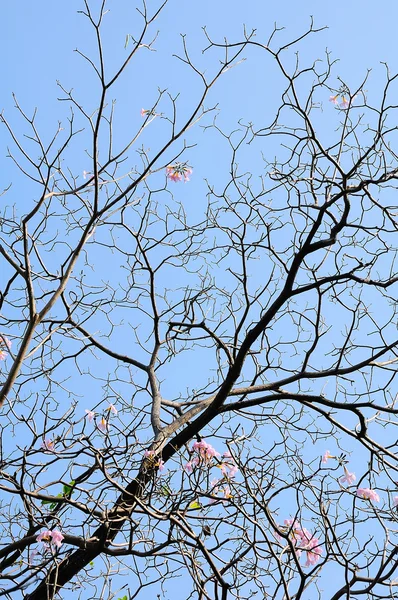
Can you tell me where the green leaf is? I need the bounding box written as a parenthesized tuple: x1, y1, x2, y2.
(160, 485, 172, 497)
(62, 480, 75, 497)
(188, 500, 202, 510)
(41, 492, 63, 508)
(117, 596, 128, 600)
(124, 35, 129, 49)
(89, 561, 95, 567)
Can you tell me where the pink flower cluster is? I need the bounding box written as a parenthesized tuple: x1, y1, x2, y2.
(166, 163, 192, 183)
(357, 488, 380, 503)
(0, 336, 12, 361)
(218, 451, 239, 479)
(85, 404, 118, 433)
(36, 529, 64, 549)
(283, 519, 323, 567)
(329, 94, 357, 109)
(42, 439, 56, 452)
(209, 478, 233, 504)
(184, 440, 220, 473)
(144, 449, 165, 471)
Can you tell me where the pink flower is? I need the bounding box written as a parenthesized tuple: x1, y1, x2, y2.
(218, 451, 239, 478)
(183, 168, 192, 182)
(166, 163, 192, 183)
(393, 496, 398, 507)
(0, 336, 11, 349)
(85, 409, 95, 422)
(339, 467, 356, 486)
(322, 450, 333, 464)
(222, 485, 232, 500)
(340, 96, 349, 109)
(192, 440, 220, 464)
(184, 461, 193, 473)
(42, 439, 56, 452)
(107, 403, 118, 415)
(329, 94, 339, 105)
(144, 449, 164, 471)
(357, 488, 380, 502)
(0, 351, 7, 361)
(304, 538, 323, 567)
(37, 529, 64, 549)
(50, 530, 64, 548)
(166, 167, 182, 182)
(36, 530, 52, 544)
(282, 519, 322, 566)
(98, 417, 108, 433)
(141, 108, 147, 117)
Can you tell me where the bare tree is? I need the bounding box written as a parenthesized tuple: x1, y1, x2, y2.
(1, 2, 398, 599)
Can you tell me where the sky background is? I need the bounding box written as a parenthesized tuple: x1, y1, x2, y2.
(1, 1, 398, 599)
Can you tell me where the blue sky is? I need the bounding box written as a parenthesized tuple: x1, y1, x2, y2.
(2, 1, 398, 599)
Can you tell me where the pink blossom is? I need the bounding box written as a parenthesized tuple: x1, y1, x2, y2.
(339, 467, 356, 486)
(322, 450, 333, 464)
(304, 538, 323, 567)
(107, 403, 118, 415)
(223, 486, 232, 500)
(184, 461, 194, 473)
(98, 417, 108, 433)
(282, 519, 322, 566)
(166, 167, 182, 182)
(218, 451, 239, 478)
(329, 94, 339, 105)
(393, 495, 398, 507)
(36, 530, 52, 544)
(141, 108, 147, 117)
(144, 449, 164, 471)
(50, 530, 64, 548)
(42, 439, 56, 452)
(85, 409, 95, 422)
(357, 488, 380, 502)
(166, 163, 192, 183)
(192, 440, 220, 464)
(0, 336, 11, 349)
(0, 351, 7, 361)
(37, 529, 64, 549)
(340, 96, 349, 109)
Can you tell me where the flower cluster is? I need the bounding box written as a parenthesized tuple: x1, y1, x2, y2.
(357, 488, 380, 503)
(42, 439, 56, 452)
(329, 94, 357, 109)
(144, 449, 165, 471)
(282, 519, 323, 567)
(184, 440, 220, 472)
(322, 452, 382, 503)
(166, 163, 192, 183)
(209, 478, 233, 504)
(0, 336, 12, 361)
(36, 529, 64, 549)
(218, 451, 239, 479)
(85, 404, 118, 433)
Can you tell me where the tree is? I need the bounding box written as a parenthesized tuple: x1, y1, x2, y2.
(1, 1, 398, 599)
